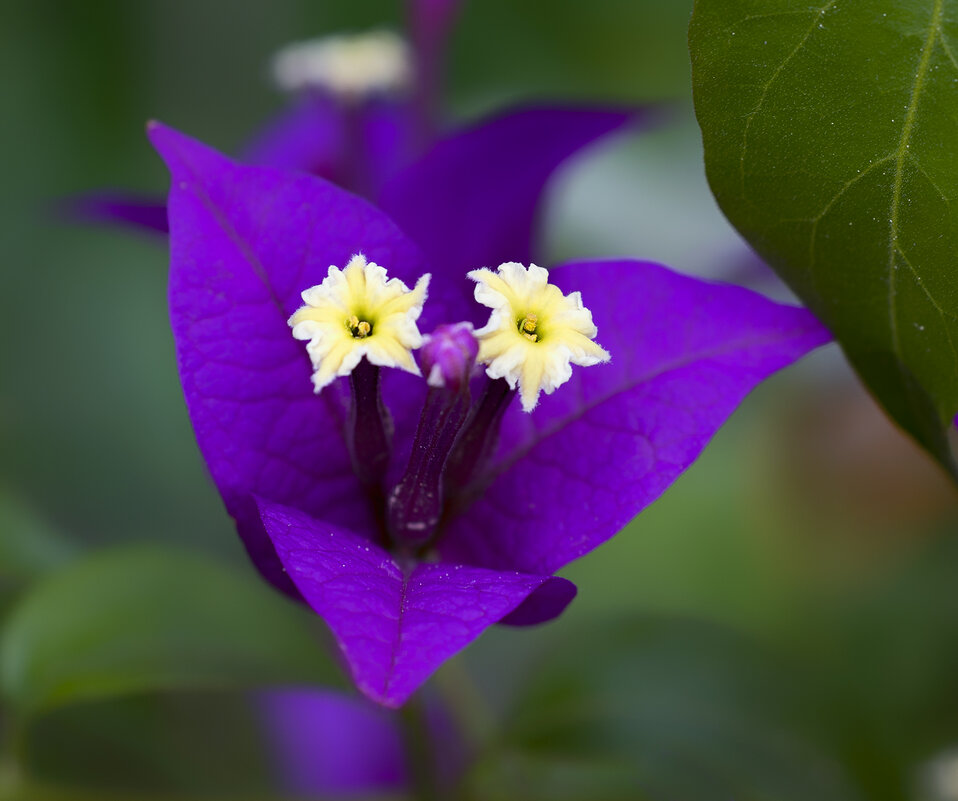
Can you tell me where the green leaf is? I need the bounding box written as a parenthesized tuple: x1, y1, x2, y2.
(0, 489, 76, 586)
(690, 0, 958, 471)
(0, 545, 344, 716)
(1, 693, 406, 801)
(466, 616, 866, 801)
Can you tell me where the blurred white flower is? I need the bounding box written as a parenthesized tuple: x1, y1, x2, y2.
(271, 31, 412, 98)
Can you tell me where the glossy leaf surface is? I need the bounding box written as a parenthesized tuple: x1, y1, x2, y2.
(691, 0, 958, 469)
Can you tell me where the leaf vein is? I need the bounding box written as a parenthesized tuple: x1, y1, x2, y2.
(906, 151, 953, 205)
(807, 155, 894, 286)
(738, 0, 837, 196)
(895, 245, 958, 373)
(887, 0, 945, 356)
(937, 27, 958, 74)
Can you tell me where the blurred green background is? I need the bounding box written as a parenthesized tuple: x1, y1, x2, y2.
(2, 1, 958, 799)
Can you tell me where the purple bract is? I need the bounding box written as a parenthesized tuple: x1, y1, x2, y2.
(257, 689, 406, 795)
(150, 113, 829, 706)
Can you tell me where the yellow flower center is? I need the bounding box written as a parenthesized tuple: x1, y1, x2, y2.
(347, 315, 373, 339)
(519, 313, 539, 342)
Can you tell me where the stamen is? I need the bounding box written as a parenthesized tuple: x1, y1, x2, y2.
(347, 315, 373, 338)
(519, 313, 539, 342)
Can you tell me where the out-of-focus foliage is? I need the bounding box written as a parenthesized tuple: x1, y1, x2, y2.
(0, 490, 75, 592)
(450, 0, 693, 111)
(691, 0, 958, 472)
(0, 546, 342, 716)
(467, 616, 863, 801)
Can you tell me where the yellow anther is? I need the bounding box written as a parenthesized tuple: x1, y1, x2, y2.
(346, 315, 372, 338)
(520, 314, 539, 335)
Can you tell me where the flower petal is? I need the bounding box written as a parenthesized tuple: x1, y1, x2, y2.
(62, 192, 169, 235)
(360, 99, 418, 196)
(256, 689, 406, 795)
(440, 259, 832, 575)
(378, 106, 653, 322)
(499, 576, 577, 626)
(242, 94, 347, 177)
(258, 498, 566, 707)
(149, 123, 430, 595)
(243, 95, 415, 198)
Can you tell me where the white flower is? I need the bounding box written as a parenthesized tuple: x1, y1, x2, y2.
(289, 254, 430, 392)
(469, 262, 610, 412)
(271, 31, 411, 97)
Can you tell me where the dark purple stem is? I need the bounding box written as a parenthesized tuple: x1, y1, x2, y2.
(387, 387, 470, 549)
(443, 378, 515, 494)
(348, 359, 392, 493)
